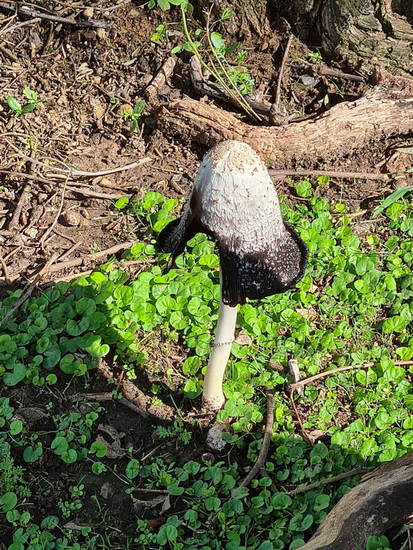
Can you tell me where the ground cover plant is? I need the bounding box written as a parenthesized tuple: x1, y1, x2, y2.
(1, 183, 413, 549)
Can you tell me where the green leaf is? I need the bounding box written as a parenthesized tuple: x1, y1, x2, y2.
(40, 515, 59, 529)
(157, 524, 178, 545)
(3, 364, 26, 386)
(90, 440, 107, 458)
(210, 32, 225, 49)
(372, 186, 413, 218)
(125, 458, 140, 479)
(114, 197, 129, 210)
(10, 420, 23, 435)
(0, 492, 17, 512)
(295, 180, 312, 198)
(23, 445, 43, 463)
(7, 96, 21, 113)
(157, 0, 170, 10)
(271, 492, 292, 510)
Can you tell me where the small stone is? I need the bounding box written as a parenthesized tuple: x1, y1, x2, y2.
(24, 228, 38, 238)
(300, 75, 317, 86)
(96, 28, 107, 40)
(60, 210, 81, 227)
(83, 7, 94, 18)
(206, 425, 227, 452)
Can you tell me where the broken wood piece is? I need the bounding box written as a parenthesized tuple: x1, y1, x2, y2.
(300, 452, 413, 549)
(160, 83, 413, 165)
(146, 56, 176, 102)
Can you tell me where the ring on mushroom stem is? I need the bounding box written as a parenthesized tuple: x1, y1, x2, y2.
(156, 140, 307, 410)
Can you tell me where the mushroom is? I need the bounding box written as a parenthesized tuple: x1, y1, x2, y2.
(157, 141, 307, 409)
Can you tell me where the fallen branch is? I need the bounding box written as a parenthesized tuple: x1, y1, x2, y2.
(45, 241, 135, 274)
(47, 259, 153, 284)
(66, 185, 130, 200)
(160, 82, 413, 165)
(72, 391, 151, 417)
(0, 1, 110, 28)
(4, 140, 151, 178)
(0, 253, 10, 284)
(240, 389, 274, 487)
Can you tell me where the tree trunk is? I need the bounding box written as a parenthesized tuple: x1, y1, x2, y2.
(284, 0, 413, 76)
(301, 452, 413, 550)
(159, 77, 413, 167)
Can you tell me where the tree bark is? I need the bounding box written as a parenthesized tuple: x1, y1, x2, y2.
(300, 452, 413, 550)
(159, 78, 413, 167)
(284, 0, 413, 76)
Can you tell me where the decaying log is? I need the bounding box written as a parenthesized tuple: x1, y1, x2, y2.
(301, 451, 413, 550)
(284, 0, 413, 77)
(160, 80, 413, 166)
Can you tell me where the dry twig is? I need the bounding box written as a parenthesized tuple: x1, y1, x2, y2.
(0, 17, 40, 36)
(0, 254, 10, 284)
(40, 180, 67, 250)
(290, 360, 413, 391)
(240, 389, 275, 487)
(0, 1, 110, 28)
(275, 34, 293, 106)
(289, 466, 373, 496)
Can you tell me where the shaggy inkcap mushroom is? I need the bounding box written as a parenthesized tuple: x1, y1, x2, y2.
(157, 140, 307, 408)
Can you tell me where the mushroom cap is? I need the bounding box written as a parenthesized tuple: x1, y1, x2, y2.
(157, 140, 307, 306)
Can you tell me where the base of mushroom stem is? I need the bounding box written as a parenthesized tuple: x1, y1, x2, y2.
(202, 393, 225, 411)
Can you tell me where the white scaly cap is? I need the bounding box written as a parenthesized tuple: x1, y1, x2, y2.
(157, 140, 307, 306)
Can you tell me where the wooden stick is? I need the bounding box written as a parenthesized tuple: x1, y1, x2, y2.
(45, 157, 152, 178)
(0, 253, 10, 284)
(290, 360, 413, 390)
(275, 34, 293, 106)
(240, 390, 275, 487)
(0, 17, 40, 36)
(289, 466, 373, 496)
(3, 141, 151, 177)
(0, 1, 110, 28)
(40, 180, 67, 249)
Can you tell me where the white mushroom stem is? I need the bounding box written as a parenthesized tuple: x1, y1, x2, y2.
(202, 298, 238, 409)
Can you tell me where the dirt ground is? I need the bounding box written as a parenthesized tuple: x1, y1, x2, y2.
(1, 0, 412, 547)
